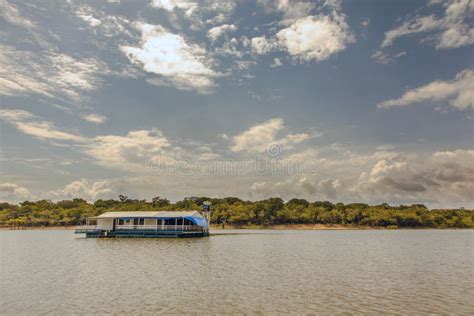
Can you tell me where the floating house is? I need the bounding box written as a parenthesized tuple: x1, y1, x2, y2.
(75, 210, 210, 238)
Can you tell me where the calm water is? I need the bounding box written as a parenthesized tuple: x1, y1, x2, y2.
(0, 230, 473, 315)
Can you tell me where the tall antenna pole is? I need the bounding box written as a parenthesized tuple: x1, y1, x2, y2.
(202, 201, 211, 236)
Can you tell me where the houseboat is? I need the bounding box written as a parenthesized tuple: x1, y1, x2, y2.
(75, 210, 210, 238)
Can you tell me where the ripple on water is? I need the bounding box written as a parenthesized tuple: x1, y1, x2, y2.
(0, 229, 473, 315)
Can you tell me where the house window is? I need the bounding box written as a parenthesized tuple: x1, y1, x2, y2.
(184, 218, 195, 226)
(118, 219, 124, 225)
(133, 218, 145, 225)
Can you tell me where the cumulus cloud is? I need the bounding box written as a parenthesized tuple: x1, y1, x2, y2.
(251, 36, 274, 55)
(352, 149, 474, 206)
(230, 118, 310, 154)
(381, 0, 474, 50)
(0, 183, 33, 201)
(257, 0, 315, 22)
(250, 176, 340, 200)
(0, 109, 173, 173)
(150, 0, 198, 16)
(207, 24, 237, 42)
(276, 14, 354, 62)
(121, 23, 219, 92)
(3, 110, 473, 207)
(84, 129, 171, 171)
(317, 178, 341, 198)
(245, 147, 474, 207)
(378, 69, 474, 110)
(150, 0, 235, 29)
(248, 0, 354, 63)
(48, 178, 113, 200)
(214, 37, 244, 57)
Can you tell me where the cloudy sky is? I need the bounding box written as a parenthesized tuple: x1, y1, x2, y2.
(0, 0, 473, 207)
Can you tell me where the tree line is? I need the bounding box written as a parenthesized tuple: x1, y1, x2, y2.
(0, 196, 472, 228)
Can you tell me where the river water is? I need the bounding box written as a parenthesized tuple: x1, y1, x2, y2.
(0, 229, 473, 315)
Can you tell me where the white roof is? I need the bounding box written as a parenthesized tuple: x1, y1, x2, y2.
(94, 211, 203, 219)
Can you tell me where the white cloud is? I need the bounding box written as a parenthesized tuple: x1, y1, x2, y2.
(84, 129, 171, 171)
(381, 0, 474, 50)
(249, 175, 338, 200)
(352, 149, 474, 205)
(257, 0, 315, 22)
(378, 69, 474, 110)
(218, 133, 229, 140)
(0, 183, 33, 201)
(121, 23, 219, 92)
(231, 118, 310, 154)
(371, 50, 406, 64)
(150, 0, 235, 29)
(276, 14, 354, 62)
(3, 109, 474, 207)
(251, 36, 274, 55)
(270, 57, 283, 67)
(207, 24, 237, 42)
(231, 118, 283, 153)
(250, 181, 267, 193)
(0, 45, 106, 102)
(245, 147, 474, 207)
(214, 38, 243, 57)
(0, 110, 172, 172)
(235, 60, 256, 70)
(48, 178, 113, 200)
(73, 4, 133, 39)
(0, 109, 87, 142)
(76, 11, 102, 27)
(318, 178, 341, 198)
(81, 113, 108, 124)
(360, 17, 370, 28)
(204, 1, 236, 26)
(0, 0, 35, 29)
(0, 109, 33, 121)
(382, 15, 441, 48)
(150, 0, 198, 16)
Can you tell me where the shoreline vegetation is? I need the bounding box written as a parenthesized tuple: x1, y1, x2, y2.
(1, 196, 473, 229)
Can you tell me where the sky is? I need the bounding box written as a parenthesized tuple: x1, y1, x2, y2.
(0, 0, 473, 208)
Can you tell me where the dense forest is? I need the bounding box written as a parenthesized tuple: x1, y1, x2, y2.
(1, 195, 473, 229)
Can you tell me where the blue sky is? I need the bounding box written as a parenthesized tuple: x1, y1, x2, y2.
(0, 0, 473, 207)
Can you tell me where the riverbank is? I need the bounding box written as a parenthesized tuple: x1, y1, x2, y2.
(1, 224, 469, 231)
(0, 226, 77, 230)
(0, 224, 363, 230)
(210, 224, 354, 230)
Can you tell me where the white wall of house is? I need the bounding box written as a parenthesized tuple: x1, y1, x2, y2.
(97, 218, 114, 230)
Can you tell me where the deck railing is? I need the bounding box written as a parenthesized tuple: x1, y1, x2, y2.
(75, 225, 103, 232)
(75, 225, 205, 232)
(115, 224, 204, 231)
